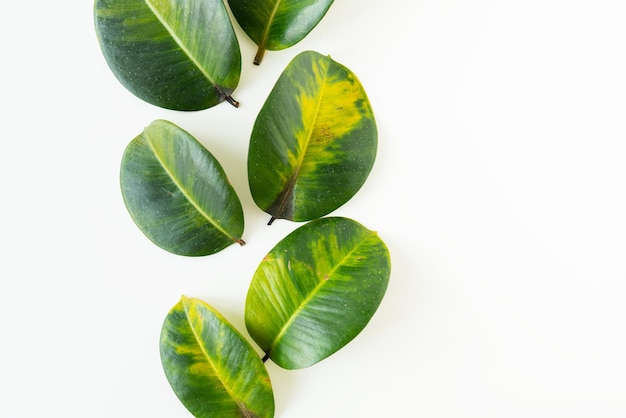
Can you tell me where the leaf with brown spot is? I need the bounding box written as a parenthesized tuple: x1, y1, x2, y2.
(248, 51, 377, 224)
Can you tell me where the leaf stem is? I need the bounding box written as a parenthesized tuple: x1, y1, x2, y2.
(262, 353, 270, 363)
(268, 216, 276, 225)
(237, 239, 246, 246)
(225, 95, 239, 108)
(254, 47, 266, 65)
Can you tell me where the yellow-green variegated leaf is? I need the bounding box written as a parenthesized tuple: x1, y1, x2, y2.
(94, 0, 241, 110)
(227, 0, 335, 64)
(248, 51, 377, 224)
(161, 296, 275, 418)
(120, 120, 244, 256)
(245, 217, 391, 369)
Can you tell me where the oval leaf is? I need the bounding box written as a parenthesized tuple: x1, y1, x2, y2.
(120, 119, 244, 256)
(245, 217, 391, 369)
(161, 296, 275, 418)
(227, 0, 335, 64)
(248, 51, 377, 224)
(94, 0, 241, 110)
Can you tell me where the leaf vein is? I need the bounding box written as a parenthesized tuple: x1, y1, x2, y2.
(143, 130, 236, 243)
(143, 0, 219, 89)
(268, 230, 374, 352)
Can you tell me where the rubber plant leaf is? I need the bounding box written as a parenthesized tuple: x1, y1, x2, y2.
(94, 0, 241, 110)
(248, 51, 377, 224)
(120, 119, 245, 256)
(227, 0, 335, 64)
(161, 296, 275, 418)
(245, 217, 391, 369)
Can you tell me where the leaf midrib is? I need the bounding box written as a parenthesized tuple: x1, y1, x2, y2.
(143, 0, 219, 90)
(144, 130, 237, 243)
(268, 230, 373, 354)
(182, 300, 247, 415)
(273, 57, 330, 218)
(259, 0, 283, 49)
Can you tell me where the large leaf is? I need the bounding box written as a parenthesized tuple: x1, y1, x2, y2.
(120, 119, 244, 256)
(161, 296, 275, 418)
(94, 0, 241, 110)
(227, 0, 335, 64)
(245, 217, 390, 369)
(248, 51, 377, 224)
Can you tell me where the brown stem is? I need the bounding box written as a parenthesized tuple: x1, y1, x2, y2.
(225, 95, 239, 108)
(254, 47, 266, 65)
(237, 239, 246, 246)
(267, 216, 276, 225)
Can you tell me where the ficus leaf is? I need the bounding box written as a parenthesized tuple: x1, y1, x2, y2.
(120, 119, 245, 256)
(227, 0, 335, 64)
(247, 51, 377, 224)
(161, 296, 275, 418)
(94, 0, 241, 110)
(245, 217, 391, 369)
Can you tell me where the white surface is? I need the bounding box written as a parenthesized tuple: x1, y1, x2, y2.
(1, 0, 625, 416)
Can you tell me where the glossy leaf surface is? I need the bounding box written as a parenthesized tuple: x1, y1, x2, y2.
(248, 51, 377, 223)
(245, 217, 390, 369)
(227, 0, 334, 64)
(94, 0, 241, 110)
(161, 296, 275, 418)
(120, 120, 244, 256)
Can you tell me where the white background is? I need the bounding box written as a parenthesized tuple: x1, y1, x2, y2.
(1, 0, 625, 416)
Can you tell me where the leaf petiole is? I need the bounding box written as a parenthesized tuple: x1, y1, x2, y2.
(254, 47, 266, 65)
(225, 95, 240, 108)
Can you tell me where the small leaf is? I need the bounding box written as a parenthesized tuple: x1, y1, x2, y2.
(227, 0, 335, 64)
(120, 119, 244, 256)
(245, 217, 390, 369)
(161, 296, 275, 418)
(94, 0, 241, 110)
(248, 51, 377, 224)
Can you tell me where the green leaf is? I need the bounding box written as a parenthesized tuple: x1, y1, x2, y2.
(247, 51, 377, 224)
(120, 119, 244, 256)
(227, 0, 335, 64)
(245, 217, 390, 369)
(94, 0, 241, 110)
(161, 296, 275, 418)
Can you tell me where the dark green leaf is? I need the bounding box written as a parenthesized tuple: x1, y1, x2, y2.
(161, 296, 275, 418)
(120, 119, 244, 256)
(245, 217, 391, 369)
(248, 51, 377, 224)
(227, 0, 334, 64)
(94, 0, 241, 110)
